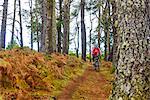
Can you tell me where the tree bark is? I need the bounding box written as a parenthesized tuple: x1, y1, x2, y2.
(98, 0, 101, 49)
(103, 1, 108, 61)
(77, 24, 79, 58)
(0, 0, 8, 49)
(57, 0, 63, 53)
(52, 0, 57, 52)
(104, 0, 111, 61)
(35, 0, 40, 52)
(11, 0, 17, 46)
(63, 0, 70, 54)
(81, 0, 86, 61)
(40, 0, 46, 52)
(75, 16, 79, 58)
(107, 0, 111, 56)
(111, 0, 118, 67)
(29, 0, 33, 50)
(110, 0, 150, 99)
(18, 0, 23, 47)
(89, 0, 92, 62)
(46, 0, 54, 53)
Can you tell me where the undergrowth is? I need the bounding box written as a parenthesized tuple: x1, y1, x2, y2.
(0, 48, 88, 99)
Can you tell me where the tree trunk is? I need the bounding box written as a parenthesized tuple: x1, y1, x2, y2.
(35, 0, 40, 52)
(63, 0, 70, 54)
(46, 0, 54, 53)
(107, 0, 111, 58)
(77, 24, 79, 58)
(57, 0, 62, 53)
(107, 0, 111, 55)
(104, 30, 107, 60)
(103, 1, 108, 61)
(110, 0, 150, 99)
(89, 0, 92, 62)
(0, 0, 8, 49)
(104, 0, 110, 61)
(81, 0, 86, 61)
(18, 0, 23, 47)
(111, 0, 118, 67)
(11, 0, 17, 46)
(75, 16, 79, 58)
(52, 0, 57, 52)
(98, 0, 101, 49)
(40, 0, 46, 52)
(29, 0, 33, 50)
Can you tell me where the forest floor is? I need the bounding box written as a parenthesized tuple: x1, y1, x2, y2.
(0, 48, 114, 100)
(57, 61, 114, 100)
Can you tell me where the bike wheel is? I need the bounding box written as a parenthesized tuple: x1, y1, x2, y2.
(96, 61, 100, 72)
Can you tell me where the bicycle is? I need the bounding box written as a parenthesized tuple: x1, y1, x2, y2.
(93, 56, 100, 72)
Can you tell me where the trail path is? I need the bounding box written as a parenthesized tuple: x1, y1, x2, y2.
(57, 64, 113, 100)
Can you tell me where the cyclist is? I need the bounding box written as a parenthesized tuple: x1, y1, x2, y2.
(92, 44, 102, 62)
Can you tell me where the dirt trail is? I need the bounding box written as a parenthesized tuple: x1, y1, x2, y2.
(57, 64, 113, 100)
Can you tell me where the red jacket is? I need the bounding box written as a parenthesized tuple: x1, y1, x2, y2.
(92, 47, 102, 56)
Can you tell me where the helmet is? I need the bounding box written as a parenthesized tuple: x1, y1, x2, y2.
(94, 44, 98, 48)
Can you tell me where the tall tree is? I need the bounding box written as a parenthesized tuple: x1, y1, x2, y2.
(74, 12, 79, 58)
(77, 21, 79, 58)
(107, 0, 111, 56)
(111, 0, 117, 67)
(103, 1, 108, 60)
(89, 0, 92, 62)
(97, 0, 101, 49)
(11, 0, 17, 46)
(35, 0, 40, 52)
(110, 0, 150, 99)
(63, 0, 70, 54)
(29, 0, 33, 50)
(52, 0, 57, 52)
(81, 0, 86, 61)
(105, 0, 111, 60)
(0, 0, 8, 49)
(46, 0, 56, 53)
(40, 0, 46, 52)
(47, 0, 53, 53)
(57, 0, 63, 53)
(18, 0, 23, 47)
(103, 0, 111, 61)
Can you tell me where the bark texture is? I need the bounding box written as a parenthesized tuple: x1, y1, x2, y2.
(0, 0, 8, 49)
(18, 0, 23, 47)
(111, 0, 118, 67)
(52, 1, 57, 52)
(81, 0, 86, 61)
(40, 0, 46, 52)
(110, 0, 150, 99)
(63, 0, 70, 54)
(11, 0, 17, 45)
(57, 0, 63, 53)
(46, 0, 54, 53)
(29, 0, 33, 50)
(98, 0, 101, 49)
(44, 0, 56, 53)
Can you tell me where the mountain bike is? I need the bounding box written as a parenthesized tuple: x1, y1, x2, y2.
(93, 56, 100, 71)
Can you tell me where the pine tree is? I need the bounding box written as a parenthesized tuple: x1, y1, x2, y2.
(0, 0, 8, 49)
(18, 0, 23, 47)
(11, 0, 17, 46)
(110, 0, 150, 99)
(63, 0, 71, 54)
(81, 0, 86, 61)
